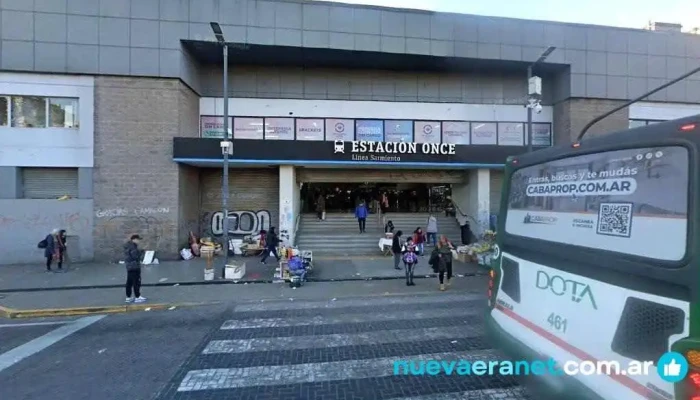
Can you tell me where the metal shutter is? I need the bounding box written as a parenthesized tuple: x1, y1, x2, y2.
(22, 168, 79, 199)
(297, 169, 466, 183)
(490, 170, 504, 213)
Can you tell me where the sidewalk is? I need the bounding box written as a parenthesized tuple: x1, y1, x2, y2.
(0, 275, 489, 318)
(0, 256, 486, 292)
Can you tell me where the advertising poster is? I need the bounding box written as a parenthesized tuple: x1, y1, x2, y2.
(505, 146, 688, 261)
(442, 121, 470, 145)
(264, 118, 295, 140)
(531, 123, 552, 146)
(384, 120, 413, 142)
(296, 119, 324, 141)
(233, 117, 264, 139)
(498, 123, 524, 146)
(471, 123, 498, 145)
(325, 119, 355, 141)
(414, 121, 441, 143)
(355, 120, 384, 142)
(200, 116, 232, 138)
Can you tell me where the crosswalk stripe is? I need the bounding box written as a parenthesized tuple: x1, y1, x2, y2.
(220, 306, 481, 329)
(177, 349, 498, 392)
(234, 293, 484, 312)
(203, 325, 483, 354)
(392, 387, 529, 399)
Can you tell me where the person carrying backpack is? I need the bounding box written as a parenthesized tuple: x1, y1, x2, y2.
(402, 237, 418, 286)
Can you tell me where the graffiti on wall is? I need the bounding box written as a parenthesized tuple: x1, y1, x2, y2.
(210, 210, 271, 236)
(95, 207, 171, 218)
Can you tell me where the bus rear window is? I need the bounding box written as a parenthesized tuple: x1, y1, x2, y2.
(505, 146, 689, 262)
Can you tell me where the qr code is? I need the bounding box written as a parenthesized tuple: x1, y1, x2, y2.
(596, 202, 633, 238)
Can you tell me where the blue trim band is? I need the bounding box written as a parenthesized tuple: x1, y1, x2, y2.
(173, 158, 505, 168)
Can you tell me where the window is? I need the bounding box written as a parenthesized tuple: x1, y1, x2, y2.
(1, 95, 79, 129)
(22, 167, 79, 199)
(505, 146, 688, 261)
(12, 96, 46, 128)
(264, 118, 294, 140)
(0, 97, 7, 126)
(296, 119, 324, 141)
(49, 98, 79, 128)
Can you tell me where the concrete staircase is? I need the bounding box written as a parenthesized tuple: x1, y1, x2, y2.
(295, 213, 462, 256)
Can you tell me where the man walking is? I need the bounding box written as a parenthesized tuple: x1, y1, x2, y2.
(124, 234, 147, 303)
(355, 201, 368, 233)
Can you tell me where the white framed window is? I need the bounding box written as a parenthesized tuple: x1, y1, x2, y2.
(11, 96, 46, 128)
(2, 95, 79, 129)
(0, 96, 8, 126)
(49, 97, 79, 128)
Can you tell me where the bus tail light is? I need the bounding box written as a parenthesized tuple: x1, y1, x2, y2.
(686, 350, 700, 368)
(680, 123, 696, 132)
(487, 269, 496, 306)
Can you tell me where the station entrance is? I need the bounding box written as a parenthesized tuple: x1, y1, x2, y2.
(297, 168, 466, 214)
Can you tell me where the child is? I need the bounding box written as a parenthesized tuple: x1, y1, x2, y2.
(402, 237, 418, 286)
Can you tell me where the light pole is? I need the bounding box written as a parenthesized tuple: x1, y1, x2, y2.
(211, 22, 230, 278)
(526, 46, 556, 152)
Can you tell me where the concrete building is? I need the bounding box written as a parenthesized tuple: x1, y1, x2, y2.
(0, 0, 699, 263)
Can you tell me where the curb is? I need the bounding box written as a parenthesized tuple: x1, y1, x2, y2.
(0, 272, 490, 293)
(0, 301, 214, 319)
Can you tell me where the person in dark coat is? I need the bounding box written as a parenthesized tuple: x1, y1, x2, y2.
(261, 227, 281, 264)
(316, 194, 326, 220)
(44, 229, 66, 272)
(124, 234, 147, 303)
(391, 230, 403, 270)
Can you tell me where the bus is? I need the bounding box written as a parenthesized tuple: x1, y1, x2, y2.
(485, 114, 700, 400)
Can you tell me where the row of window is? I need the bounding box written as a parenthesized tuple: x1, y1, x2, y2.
(0, 96, 79, 129)
(201, 116, 554, 146)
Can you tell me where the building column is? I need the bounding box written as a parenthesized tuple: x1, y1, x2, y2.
(279, 165, 298, 245)
(466, 169, 491, 236)
(0, 167, 21, 199)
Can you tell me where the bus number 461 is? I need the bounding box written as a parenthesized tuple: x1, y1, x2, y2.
(547, 313, 568, 333)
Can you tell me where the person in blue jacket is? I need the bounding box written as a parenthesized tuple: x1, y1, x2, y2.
(355, 201, 368, 233)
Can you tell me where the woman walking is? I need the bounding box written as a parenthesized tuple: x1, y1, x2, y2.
(402, 237, 418, 286)
(391, 230, 403, 270)
(316, 194, 326, 220)
(436, 235, 454, 291)
(261, 227, 281, 264)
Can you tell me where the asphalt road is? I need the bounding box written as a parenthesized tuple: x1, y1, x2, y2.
(0, 291, 531, 400)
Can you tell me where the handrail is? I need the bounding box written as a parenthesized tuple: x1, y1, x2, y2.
(293, 212, 301, 246)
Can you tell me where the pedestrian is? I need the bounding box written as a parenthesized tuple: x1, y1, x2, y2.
(355, 200, 368, 233)
(124, 234, 147, 303)
(402, 237, 418, 286)
(391, 230, 403, 270)
(413, 227, 426, 255)
(385, 220, 395, 233)
(261, 226, 281, 264)
(43, 229, 66, 272)
(426, 214, 438, 246)
(316, 193, 325, 221)
(381, 192, 389, 213)
(436, 235, 455, 291)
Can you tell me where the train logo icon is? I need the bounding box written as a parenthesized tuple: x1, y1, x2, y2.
(334, 140, 345, 153)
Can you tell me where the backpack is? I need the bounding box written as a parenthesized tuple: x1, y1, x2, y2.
(37, 239, 48, 249)
(403, 248, 418, 264)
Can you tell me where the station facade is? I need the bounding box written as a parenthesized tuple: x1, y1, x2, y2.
(0, 0, 699, 263)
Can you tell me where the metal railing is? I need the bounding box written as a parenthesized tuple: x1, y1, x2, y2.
(293, 212, 301, 247)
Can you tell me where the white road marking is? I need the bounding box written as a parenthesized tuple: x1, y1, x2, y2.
(0, 315, 105, 373)
(0, 321, 72, 328)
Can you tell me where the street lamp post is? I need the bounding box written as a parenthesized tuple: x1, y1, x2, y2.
(526, 46, 556, 152)
(211, 22, 230, 278)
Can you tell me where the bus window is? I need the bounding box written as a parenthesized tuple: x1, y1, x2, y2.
(505, 146, 689, 262)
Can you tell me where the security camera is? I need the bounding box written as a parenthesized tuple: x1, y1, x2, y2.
(534, 103, 543, 114)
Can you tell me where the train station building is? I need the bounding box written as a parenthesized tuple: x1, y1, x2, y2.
(0, 0, 699, 263)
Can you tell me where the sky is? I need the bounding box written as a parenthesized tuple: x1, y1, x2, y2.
(320, 0, 699, 31)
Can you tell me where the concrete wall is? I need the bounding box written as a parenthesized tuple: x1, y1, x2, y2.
(0, 73, 95, 167)
(199, 65, 556, 105)
(278, 165, 297, 245)
(93, 77, 199, 262)
(0, 199, 93, 265)
(0, 167, 21, 199)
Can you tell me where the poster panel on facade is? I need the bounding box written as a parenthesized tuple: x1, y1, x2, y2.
(498, 122, 524, 146)
(471, 123, 497, 145)
(505, 146, 688, 261)
(414, 121, 441, 143)
(325, 118, 355, 141)
(355, 120, 384, 142)
(233, 117, 264, 139)
(296, 119, 324, 141)
(264, 118, 295, 140)
(384, 120, 413, 142)
(200, 116, 232, 138)
(530, 123, 552, 146)
(442, 121, 470, 145)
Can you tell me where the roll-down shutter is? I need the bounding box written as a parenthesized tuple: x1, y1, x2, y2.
(489, 170, 504, 214)
(22, 168, 79, 199)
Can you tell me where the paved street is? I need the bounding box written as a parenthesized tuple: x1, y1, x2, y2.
(0, 287, 531, 400)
